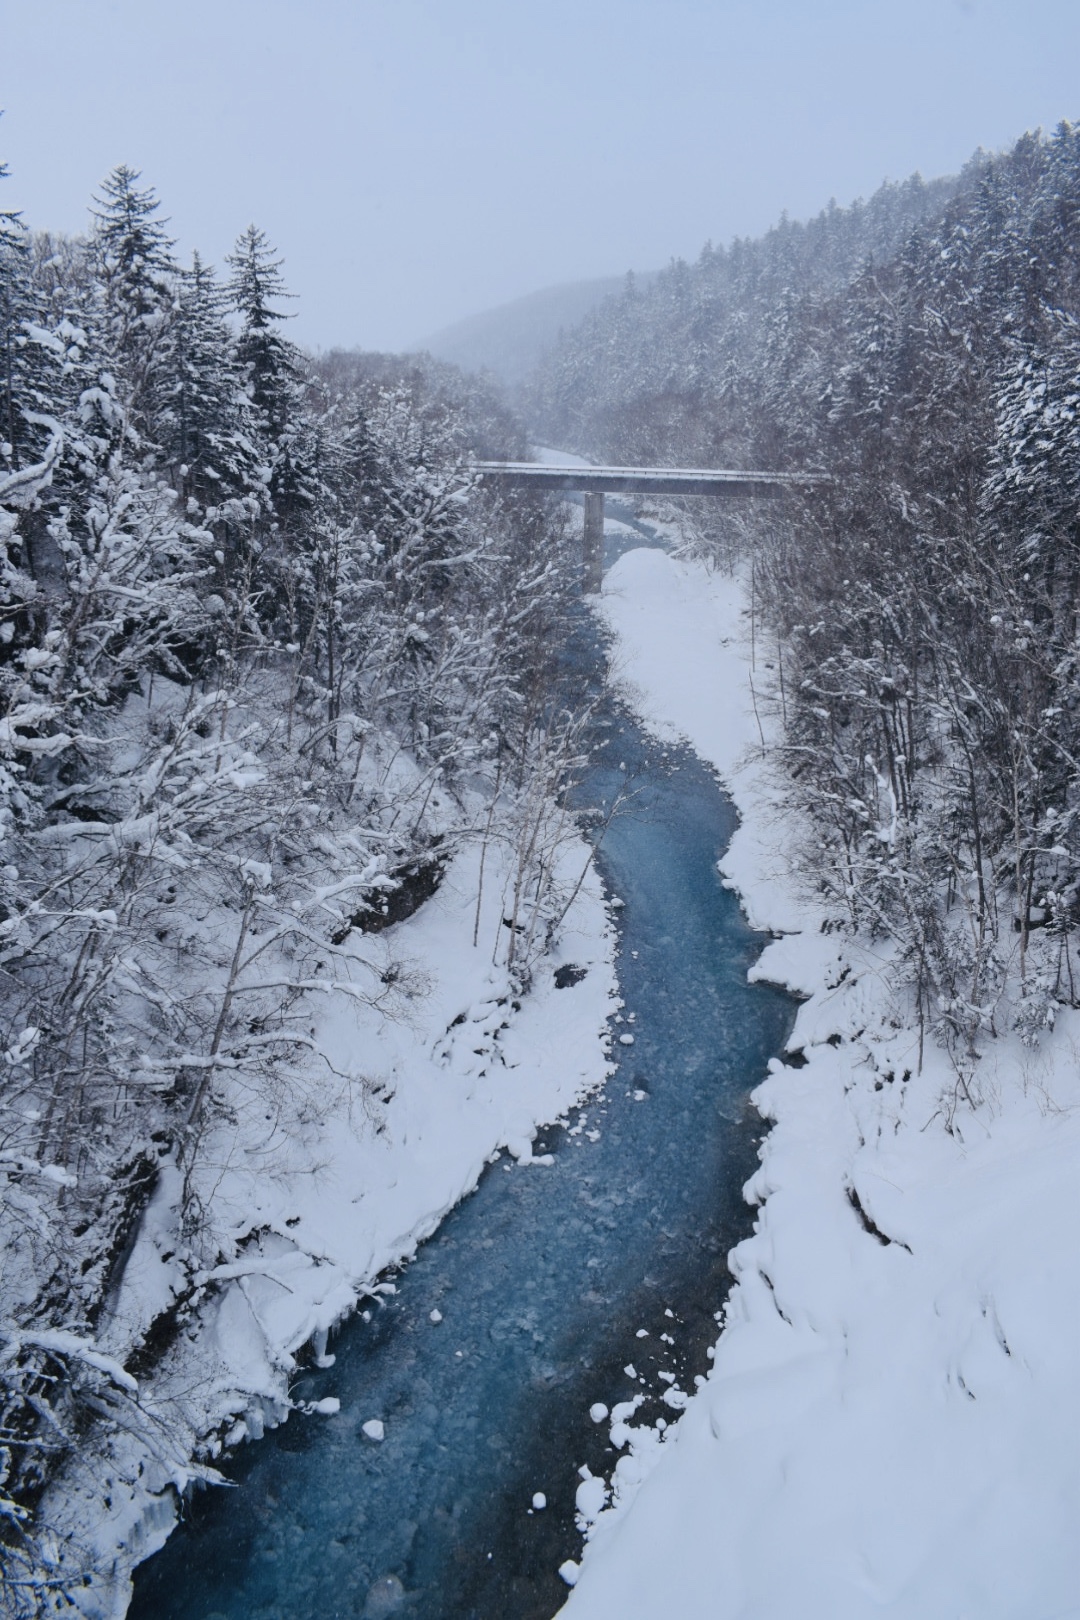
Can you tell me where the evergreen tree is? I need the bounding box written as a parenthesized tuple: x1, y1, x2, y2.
(0, 145, 29, 468)
(157, 250, 257, 509)
(226, 224, 315, 522)
(90, 164, 177, 433)
(227, 223, 298, 438)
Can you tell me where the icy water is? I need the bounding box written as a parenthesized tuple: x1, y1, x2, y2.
(130, 517, 796, 1620)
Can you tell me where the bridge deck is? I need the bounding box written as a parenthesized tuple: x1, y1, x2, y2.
(475, 461, 827, 497)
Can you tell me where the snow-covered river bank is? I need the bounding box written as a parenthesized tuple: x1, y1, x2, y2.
(67, 493, 1080, 1620)
(564, 542, 1080, 1620)
(123, 515, 796, 1618)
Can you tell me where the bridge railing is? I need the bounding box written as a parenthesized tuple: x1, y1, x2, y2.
(474, 462, 829, 498)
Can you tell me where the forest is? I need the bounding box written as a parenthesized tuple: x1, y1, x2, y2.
(531, 122, 1080, 1087)
(7, 115, 1080, 1615)
(0, 161, 586, 1610)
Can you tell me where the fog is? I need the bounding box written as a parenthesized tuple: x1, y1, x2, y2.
(3, 0, 1079, 353)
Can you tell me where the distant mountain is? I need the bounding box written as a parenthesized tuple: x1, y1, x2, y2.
(417, 274, 655, 388)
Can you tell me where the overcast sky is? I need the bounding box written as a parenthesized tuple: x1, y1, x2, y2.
(2, 0, 1079, 352)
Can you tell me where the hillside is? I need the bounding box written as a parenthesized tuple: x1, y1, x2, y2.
(0, 164, 609, 1613)
(528, 122, 1080, 1618)
(418, 273, 654, 388)
(528, 125, 1080, 1060)
(526, 168, 964, 463)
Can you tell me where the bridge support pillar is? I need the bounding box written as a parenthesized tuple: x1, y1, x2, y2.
(583, 492, 604, 592)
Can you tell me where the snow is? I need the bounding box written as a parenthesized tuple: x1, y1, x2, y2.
(558, 546, 1080, 1619)
(45, 778, 617, 1609)
(575, 1472, 609, 1524)
(530, 445, 595, 469)
(7, 1331, 139, 1394)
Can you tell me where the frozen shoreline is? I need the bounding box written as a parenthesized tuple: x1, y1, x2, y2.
(560, 545, 1080, 1619)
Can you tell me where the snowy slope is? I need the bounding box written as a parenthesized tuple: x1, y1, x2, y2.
(43, 821, 618, 1616)
(559, 546, 1080, 1620)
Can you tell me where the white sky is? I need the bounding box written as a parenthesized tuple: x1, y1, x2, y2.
(2, 0, 1079, 353)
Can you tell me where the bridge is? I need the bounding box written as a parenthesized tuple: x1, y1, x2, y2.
(475, 461, 827, 590)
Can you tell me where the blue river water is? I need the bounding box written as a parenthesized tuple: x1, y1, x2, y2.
(129, 518, 796, 1620)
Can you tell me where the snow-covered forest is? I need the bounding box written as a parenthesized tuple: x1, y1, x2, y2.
(520, 122, 1080, 1620)
(0, 161, 597, 1612)
(6, 106, 1080, 1620)
(532, 122, 1080, 1083)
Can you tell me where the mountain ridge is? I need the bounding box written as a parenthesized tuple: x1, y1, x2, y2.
(417, 271, 657, 387)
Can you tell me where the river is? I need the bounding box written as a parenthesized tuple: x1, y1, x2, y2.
(128, 508, 796, 1620)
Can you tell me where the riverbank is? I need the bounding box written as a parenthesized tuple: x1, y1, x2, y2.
(561, 546, 1080, 1618)
(120, 568, 795, 1620)
(40, 819, 618, 1617)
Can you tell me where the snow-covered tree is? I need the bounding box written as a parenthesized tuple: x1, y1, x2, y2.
(156, 250, 259, 510)
(0, 160, 582, 1611)
(90, 165, 177, 436)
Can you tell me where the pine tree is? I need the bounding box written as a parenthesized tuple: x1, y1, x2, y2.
(226, 224, 317, 525)
(227, 223, 298, 438)
(157, 250, 257, 509)
(0, 146, 28, 468)
(90, 165, 177, 434)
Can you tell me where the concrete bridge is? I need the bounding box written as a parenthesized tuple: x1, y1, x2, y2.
(475, 461, 827, 590)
